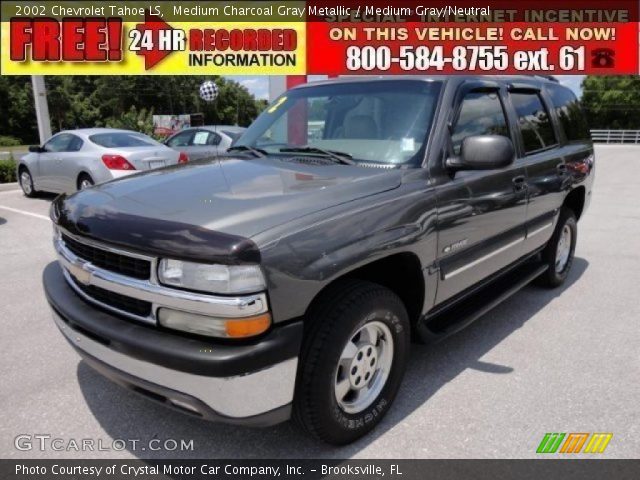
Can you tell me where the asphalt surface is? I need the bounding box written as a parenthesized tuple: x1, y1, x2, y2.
(0, 145, 638, 459)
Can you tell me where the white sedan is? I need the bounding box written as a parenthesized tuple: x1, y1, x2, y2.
(164, 125, 246, 161)
(17, 128, 188, 197)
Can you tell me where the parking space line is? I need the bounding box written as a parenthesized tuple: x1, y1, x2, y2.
(0, 205, 50, 221)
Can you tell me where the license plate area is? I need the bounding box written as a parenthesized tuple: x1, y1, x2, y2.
(148, 160, 166, 169)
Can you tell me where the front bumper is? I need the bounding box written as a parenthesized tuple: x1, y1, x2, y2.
(44, 262, 303, 426)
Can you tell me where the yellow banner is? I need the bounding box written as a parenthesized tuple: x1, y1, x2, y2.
(0, 20, 306, 75)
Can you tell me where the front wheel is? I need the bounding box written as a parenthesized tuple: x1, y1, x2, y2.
(293, 280, 410, 445)
(536, 207, 577, 288)
(19, 168, 37, 198)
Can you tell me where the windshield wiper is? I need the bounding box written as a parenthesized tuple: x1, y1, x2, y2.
(279, 146, 356, 165)
(227, 145, 268, 158)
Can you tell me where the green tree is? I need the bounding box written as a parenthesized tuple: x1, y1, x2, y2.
(0, 76, 39, 144)
(0, 75, 266, 144)
(105, 106, 155, 136)
(581, 76, 640, 129)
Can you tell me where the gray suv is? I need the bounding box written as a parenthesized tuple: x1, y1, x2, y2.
(43, 76, 594, 444)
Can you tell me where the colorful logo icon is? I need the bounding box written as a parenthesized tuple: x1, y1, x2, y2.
(537, 433, 612, 454)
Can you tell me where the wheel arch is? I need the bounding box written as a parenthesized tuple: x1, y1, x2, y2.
(304, 252, 426, 331)
(76, 171, 94, 189)
(564, 186, 586, 220)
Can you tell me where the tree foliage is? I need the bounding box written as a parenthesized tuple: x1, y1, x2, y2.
(581, 75, 640, 129)
(0, 76, 267, 144)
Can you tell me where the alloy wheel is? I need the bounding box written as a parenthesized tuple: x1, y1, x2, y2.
(334, 321, 394, 414)
(555, 224, 572, 273)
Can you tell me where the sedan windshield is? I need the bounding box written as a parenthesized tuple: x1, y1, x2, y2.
(236, 80, 442, 165)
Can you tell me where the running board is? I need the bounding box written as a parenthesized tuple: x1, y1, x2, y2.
(417, 262, 548, 343)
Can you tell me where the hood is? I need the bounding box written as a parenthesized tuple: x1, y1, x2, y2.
(53, 156, 402, 262)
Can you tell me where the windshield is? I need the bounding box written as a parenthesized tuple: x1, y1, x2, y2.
(89, 132, 160, 148)
(236, 80, 442, 165)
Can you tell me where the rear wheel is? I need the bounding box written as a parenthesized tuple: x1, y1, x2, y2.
(293, 280, 410, 445)
(19, 167, 37, 198)
(77, 174, 94, 191)
(536, 207, 577, 288)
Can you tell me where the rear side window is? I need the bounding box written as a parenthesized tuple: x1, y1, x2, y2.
(451, 91, 510, 155)
(67, 135, 83, 152)
(547, 84, 590, 142)
(192, 131, 221, 146)
(511, 93, 557, 153)
(90, 132, 158, 148)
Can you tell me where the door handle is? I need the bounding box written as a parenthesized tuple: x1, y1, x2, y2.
(557, 163, 568, 175)
(512, 175, 527, 192)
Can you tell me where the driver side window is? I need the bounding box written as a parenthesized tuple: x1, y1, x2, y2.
(452, 91, 510, 155)
(167, 131, 194, 147)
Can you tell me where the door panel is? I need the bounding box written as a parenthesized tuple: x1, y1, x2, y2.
(185, 145, 219, 160)
(435, 86, 528, 303)
(521, 151, 564, 252)
(508, 90, 565, 253)
(30, 153, 51, 190)
(38, 133, 77, 192)
(189, 130, 221, 160)
(436, 167, 528, 302)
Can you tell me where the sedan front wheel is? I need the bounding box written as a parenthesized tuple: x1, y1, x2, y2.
(19, 168, 37, 198)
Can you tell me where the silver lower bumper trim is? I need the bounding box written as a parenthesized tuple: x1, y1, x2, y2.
(52, 310, 297, 419)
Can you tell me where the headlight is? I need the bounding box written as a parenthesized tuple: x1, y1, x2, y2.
(158, 259, 266, 294)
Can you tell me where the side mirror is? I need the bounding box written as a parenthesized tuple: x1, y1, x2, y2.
(29, 145, 44, 153)
(447, 135, 515, 171)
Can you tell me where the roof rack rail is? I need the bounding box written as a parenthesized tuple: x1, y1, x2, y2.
(535, 75, 560, 83)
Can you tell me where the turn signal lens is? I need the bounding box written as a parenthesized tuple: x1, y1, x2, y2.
(157, 308, 271, 339)
(178, 152, 189, 164)
(102, 154, 136, 170)
(225, 313, 272, 338)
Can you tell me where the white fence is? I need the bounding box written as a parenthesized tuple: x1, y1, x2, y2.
(591, 130, 640, 144)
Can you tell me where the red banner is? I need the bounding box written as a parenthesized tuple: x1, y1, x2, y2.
(307, 0, 639, 75)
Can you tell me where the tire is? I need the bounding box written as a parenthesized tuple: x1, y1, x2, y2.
(536, 207, 577, 288)
(18, 167, 38, 198)
(293, 280, 410, 445)
(77, 174, 94, 191)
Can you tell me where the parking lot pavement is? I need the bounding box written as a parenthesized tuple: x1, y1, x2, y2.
(1, 145, 639, 459)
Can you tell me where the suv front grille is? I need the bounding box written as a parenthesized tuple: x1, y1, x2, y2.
(62, 234, 151, 280)
(70, 276, 152, 318)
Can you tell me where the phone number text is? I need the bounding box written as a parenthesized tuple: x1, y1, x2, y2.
(346, 46, 586, 72)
